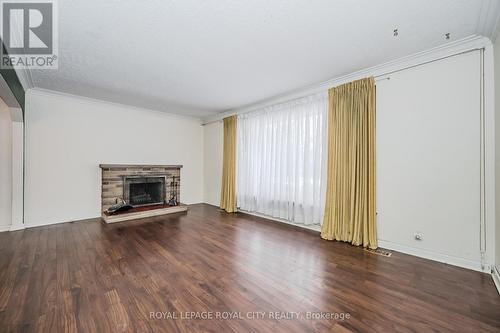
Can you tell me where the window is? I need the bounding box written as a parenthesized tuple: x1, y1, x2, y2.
(237, 92, 327, 225)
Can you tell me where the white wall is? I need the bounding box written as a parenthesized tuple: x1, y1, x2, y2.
(10, 121, 24, 231)
(495, 35, 500, 274)
(202, 49, 495, 272)
(376, 50, 489, 271)
(0, 98, 12, 231)
(25, 89, 204, 227)
(203, 121, 223, 206)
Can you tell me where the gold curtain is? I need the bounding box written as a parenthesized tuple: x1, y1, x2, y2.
(321, 77, 377, 249)
(220, 115, 237, 213)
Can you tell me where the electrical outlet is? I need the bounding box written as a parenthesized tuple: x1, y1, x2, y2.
(414, 232, 423, 241)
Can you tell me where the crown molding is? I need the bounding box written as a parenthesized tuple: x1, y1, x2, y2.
(27, 87, 203, 124)
(202, 35, 491, 125)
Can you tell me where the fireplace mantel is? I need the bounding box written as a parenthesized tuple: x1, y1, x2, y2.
(100, 164, 183, 169)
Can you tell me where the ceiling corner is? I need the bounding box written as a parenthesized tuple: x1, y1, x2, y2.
(476, 0, 500, 40)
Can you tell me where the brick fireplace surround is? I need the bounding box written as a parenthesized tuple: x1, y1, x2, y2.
(99, 164, 187, 223)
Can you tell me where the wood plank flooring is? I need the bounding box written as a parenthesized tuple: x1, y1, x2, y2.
(0, 203, 499, 332)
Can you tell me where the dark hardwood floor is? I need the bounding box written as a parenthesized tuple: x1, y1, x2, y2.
(0, 204, 499, 332)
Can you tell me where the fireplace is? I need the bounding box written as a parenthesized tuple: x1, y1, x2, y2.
(99, 164, 186, 223)
(124, 176, 165, 207)
(99, 164, 182, 213)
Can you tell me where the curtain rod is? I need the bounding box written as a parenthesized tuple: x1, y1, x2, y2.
(204, 47, 484, 125)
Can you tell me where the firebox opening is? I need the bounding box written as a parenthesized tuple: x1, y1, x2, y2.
(124, 176, 166, 207)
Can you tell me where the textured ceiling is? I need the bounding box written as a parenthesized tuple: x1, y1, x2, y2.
(24, 0, 500, 117)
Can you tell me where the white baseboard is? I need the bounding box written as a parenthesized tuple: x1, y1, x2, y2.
(9, 224, 25, 231)
(492, 266, 500, 295)
(0, 224, 26, 232)
(26, 215, 100, 229)
(23, 203, 202, 229)
(0, 225, 11, 232)
(378, 239, 490, 273)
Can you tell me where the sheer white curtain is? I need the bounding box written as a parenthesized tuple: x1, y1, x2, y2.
(237, 92, 328, 225)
